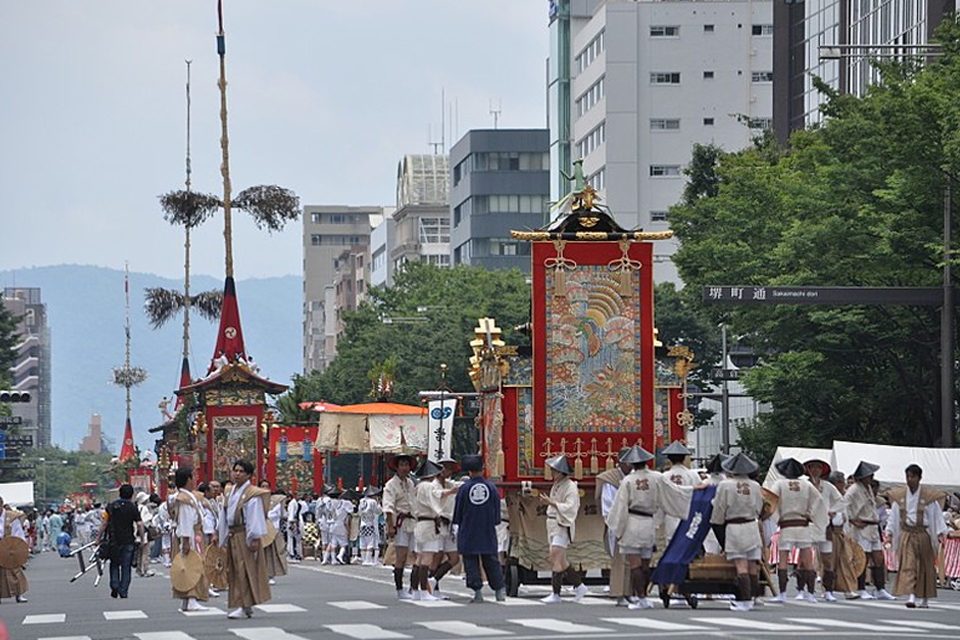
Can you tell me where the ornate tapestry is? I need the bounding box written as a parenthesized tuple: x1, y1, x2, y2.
(544, 266, 642, 432)
(211, 415, 257, 480)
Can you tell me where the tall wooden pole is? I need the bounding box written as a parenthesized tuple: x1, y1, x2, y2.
(183, 60, 193, 363)
(216, 0, 234, 279)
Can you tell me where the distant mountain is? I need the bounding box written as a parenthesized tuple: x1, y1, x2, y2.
(0, 265, 301, 451)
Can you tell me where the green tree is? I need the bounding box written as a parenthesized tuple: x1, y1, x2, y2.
(668, 22, 960, 466)
(280, 263, 530, 422)
(21, 447, 115, 506)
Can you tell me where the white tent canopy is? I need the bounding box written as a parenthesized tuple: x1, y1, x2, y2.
(0, 481, 35, 507)
(763, 446, 832, 489)
(830, 440, 960, 492)
(762, 441, 960, 493)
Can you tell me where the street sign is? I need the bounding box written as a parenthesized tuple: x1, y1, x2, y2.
(0, 416, 22, 426)
(702, 285, 944, 306)
(5, 436, 33, 448)
(711, 368, 742, 380)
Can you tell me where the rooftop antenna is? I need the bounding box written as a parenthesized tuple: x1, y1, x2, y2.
(490, 99, 502, 129)
(428, 123, 443, 154)
(441, 87, 446, 153)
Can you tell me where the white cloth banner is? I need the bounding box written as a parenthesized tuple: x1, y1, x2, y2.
(426, 398, 457, 462)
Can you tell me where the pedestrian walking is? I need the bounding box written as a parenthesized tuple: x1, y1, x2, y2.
(767, 457, 825, 603)
(0, 497, 30, 603)
(169, 468, 209, 612)
(358, 486, 383, 566)
(217, 459, 271, 619)
(886, 464, 948, 608)
(846, 461, 895, 600)
(383, 453, 418, 599)
(453, 454, 506, 603)
(105, 484, 143, 599)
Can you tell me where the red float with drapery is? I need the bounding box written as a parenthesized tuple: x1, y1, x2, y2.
(266, 425, 324, 495)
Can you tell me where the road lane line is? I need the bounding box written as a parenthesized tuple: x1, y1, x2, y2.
(506, 618, 612, 634)
(254, 603, 308, 613)
(23, 614, 67, 625)
(329, 600, 388, 610)
(417, 621, 512, 636)
(104, 610, 148, 620)
(787, 618, 927, 632)
(602, 618, 711, 631)
(696, 618, 818, 632)
(882, 620, 958, 630)
(325, 623, 411, 639)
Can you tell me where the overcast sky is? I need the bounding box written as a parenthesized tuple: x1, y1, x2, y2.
(0, 1, 549, 281)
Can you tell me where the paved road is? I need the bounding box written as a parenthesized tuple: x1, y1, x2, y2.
(4, 552, 960, 640)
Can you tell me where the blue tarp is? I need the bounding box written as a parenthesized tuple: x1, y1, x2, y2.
(651, 485, 717, 585)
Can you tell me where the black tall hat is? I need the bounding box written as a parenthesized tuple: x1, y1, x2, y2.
(705, 453, 730, 474)
(388, 453, 418, 471)
(775, 457, 805, 480)
(621, 445, 654, 465)
(852, 460, 880, 480)
(721, 452, 759, 476)
(661, 440, 692, 456)
(545, 455, 573, 476)
(363, 485, 382, 498)
(416, 459, 443, 479)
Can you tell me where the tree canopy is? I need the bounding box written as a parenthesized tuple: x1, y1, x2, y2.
(279, 263, 531, 423)
(669, 22, 960, 467)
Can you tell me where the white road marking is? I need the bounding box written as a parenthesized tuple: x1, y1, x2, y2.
(135, 633, 198, 640)
(507, 618, 612, 634)
(23, 614, 67, 625)
(576, 597, 615, 606)
(402, 598, 464, 607)
(329, 600, 388, 610)
(104, 609, 148, 620)
(787, 618, 927, 632)
(495, 598, 544, 606)
(37, 637, 91, 640)
(696, 617, 819, 632)
(602, 618, 711, 631)
(254, 603, 308, 613)
(231, 628, 309, 640)
(883, 620, 958, 630)
(417, 621, 512, 636)
(325, 623, 411, 639)
(181, 606, 226, 617)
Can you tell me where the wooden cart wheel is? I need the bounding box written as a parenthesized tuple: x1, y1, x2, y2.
(506, 564, 520, 598)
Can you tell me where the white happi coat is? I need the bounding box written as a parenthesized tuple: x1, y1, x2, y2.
(769, 477, 826, 544)
(383, 474, 417, 535)
(710, 476, 763, 555)
(845, 481, 881, 543)
(663, 465, 702, 542)
(810, 478, 844, 542)
(413, 479, 446, 545)
(607, 468, 692, 549)
(546, 476, 580, 543)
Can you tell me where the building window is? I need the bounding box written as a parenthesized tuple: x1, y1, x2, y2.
(589, 167, 605, 191)
(576, 121, 606, 158)
(310, 212, 321, 224)
(651, 211, 669, 222)
(309, 234, 369, 247)
(650, 165, 682, 177)
(328, 213, 347, 224)
(473, 194, 549, 214)
(575, 29, 605, 74)
(703, 117, 715, 125)
(703, 71, 715, 79)
(472, 152, 547, 171)
(751, 71, 774, 83)
(650, 72, 681, 85)
(650, 118, 680, 131)
(748, 117, 773, 130)
(704, 24, 715, 32)
(453, 204, 462, 227)
(425, 254, 450, 266)
(576, 76, 605, 117)
(418, 217, 450, 244)
(650, 25, 680, 37)
(752, 24, 774, 36)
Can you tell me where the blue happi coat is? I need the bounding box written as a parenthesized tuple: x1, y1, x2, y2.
(453, 476, 500, 555)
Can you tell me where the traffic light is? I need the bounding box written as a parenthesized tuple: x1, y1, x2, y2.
(0, 390, 31, 403)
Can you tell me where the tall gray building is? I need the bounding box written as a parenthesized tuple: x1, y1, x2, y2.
(773, 0, 955, 143)
(390, 155, 451, 272)
(2, 287, 51, 449)
(302, 205, 384, 373)
(449, 129, 550, 273)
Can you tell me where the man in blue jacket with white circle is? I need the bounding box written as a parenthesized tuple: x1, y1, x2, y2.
(453, 454, 506, 603)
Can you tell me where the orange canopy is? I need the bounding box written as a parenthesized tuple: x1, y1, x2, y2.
(331, 402, 425, 415)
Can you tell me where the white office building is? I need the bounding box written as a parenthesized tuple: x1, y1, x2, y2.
(550, 0, 773, 283)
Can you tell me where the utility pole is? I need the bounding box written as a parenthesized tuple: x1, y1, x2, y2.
(721, 323, 730, 454)
(943, 175, 955, 447)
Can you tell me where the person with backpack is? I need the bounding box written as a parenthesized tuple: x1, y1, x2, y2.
(104, 484, 144, 599)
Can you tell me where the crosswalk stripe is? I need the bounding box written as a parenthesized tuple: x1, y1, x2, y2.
(602, 618, 711, 631)
(135, 633, 198, 640)
(507, 618, 612, 634)
(696, 618, 819, 632)
(37, 637, 91, 640)
(325, 623, 411, 639)
(576, 597, 615, 606)
(254, 603, 308, 613)
(182, 606, 225, 617)
(329, 600, 388, 610)
(104, 610, 148, 620)
(883, 620, 958, 630)
(231, 628, 309, 640)
(24, 614, 67, 625)
(402, 599, 463, 607)
(495, 598, 543, 606)
(417, 621, 512, 636)
(787, 617, 928, 632)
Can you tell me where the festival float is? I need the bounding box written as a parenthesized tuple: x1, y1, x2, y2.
(471, 165, 694, 594)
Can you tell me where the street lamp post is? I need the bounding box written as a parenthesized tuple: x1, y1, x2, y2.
(721, 323, 730, 454)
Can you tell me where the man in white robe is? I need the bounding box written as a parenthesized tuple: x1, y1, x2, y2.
(218, 459, 271, 619)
